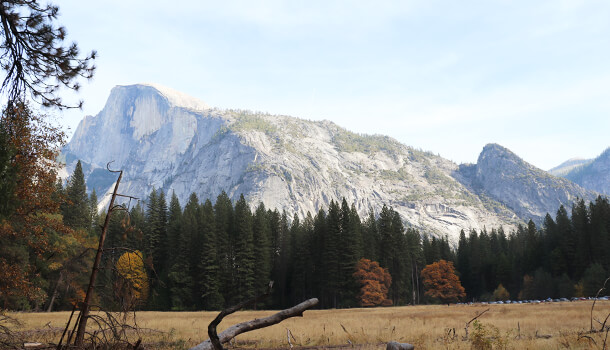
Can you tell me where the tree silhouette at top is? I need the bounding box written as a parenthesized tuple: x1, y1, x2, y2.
(0, 0, 96, 109)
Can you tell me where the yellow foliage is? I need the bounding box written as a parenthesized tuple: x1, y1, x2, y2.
(115, 250, 149, 309)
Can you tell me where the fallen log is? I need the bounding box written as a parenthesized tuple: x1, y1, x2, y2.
(189, 298, 319, 350)
(386, 341, 415, 350)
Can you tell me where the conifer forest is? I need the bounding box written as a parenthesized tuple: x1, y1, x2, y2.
(3, 159, 609, 312)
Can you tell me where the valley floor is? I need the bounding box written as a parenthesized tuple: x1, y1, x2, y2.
(8, 300, 610, 349)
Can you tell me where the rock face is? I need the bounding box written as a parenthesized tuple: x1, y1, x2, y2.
(63, 84, 597, 243)
(455, 144, 598, 222)
(548, 158, 592, 177)
(553, 148, 610, 196)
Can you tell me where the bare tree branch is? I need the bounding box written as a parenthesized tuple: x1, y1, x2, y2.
(190, 298, 319, 350)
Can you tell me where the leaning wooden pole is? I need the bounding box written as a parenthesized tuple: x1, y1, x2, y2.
(73, 167, 123, 347)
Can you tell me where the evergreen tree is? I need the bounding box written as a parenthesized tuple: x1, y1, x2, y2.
(161, 192, 182, 310)
(252, 202, 272, 305)
(145, 189, 168, 273)
(214, 191, 233, 306)
(361, 210, 379, 261)
(582, 263, 606, 297)
(167, 193, 182, 268)
(405, 228, 424, 305)
(275, 210, 291, 307)
(321, 200, 341, 308)
(88, 189, 99, 235)
(232, 194, 255, 303)
(198, 199, 224, 309)
(167, 194, 196, 310)
(63, 160, 90, 230)
(337, 199, 362, 307)
(457, 230, 471, 297)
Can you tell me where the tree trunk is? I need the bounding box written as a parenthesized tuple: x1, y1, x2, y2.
(46, 270, 63, 312)
(189, 298, 318, 350)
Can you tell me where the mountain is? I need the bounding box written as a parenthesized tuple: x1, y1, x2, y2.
(62, 84, 597, 243)
(455, 144, 598, 222)
(552, 148, 610, 196)
(548, 158, 592, 177)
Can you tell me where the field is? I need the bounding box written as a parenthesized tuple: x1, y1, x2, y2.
(7, 301, 610, 349)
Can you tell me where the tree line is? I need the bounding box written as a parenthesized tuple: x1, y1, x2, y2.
(99, 180, 425, 311)
(3, 156, 610, 311)
(456, 196, 610, 301)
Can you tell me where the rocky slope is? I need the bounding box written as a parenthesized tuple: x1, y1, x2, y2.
(456, 144, 598, 222)
(555, 148, 610, 195)
(548, 158, 592, 177)
(62, 84, 597, 243)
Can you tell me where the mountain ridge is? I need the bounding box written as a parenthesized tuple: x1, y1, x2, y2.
(62, 84, 599, 244)
(553, 148, 610, 195)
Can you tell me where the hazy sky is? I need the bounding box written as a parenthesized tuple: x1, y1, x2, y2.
(55, 0, 610, 170)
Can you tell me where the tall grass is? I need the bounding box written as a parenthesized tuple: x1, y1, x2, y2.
(9, 301, 610, 349)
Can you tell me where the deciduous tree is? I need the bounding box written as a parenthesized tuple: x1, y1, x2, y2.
(115, 250, 149, 309)
(0, 103, 69, 309)
(492, 284, 509, 301)
(421, 259, 465, 304)
(353, 258, 392, 307)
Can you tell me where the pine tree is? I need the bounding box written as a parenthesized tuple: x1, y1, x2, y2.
(361, 210, 379, 261)
(337, 199, 362, 307)
(144, 189, 159, 265)
(405, 228, 424, 305)
(198, 199, 224, 309)
(456, 230, 471, 297)
(161, 192, 182, 310)
(556, 205, 576, 279)
(88, 189, 99, 235)
(252, 202, 272, 305)
(167, 192, 182, 267)
(232, 194, 255, 303)
(0, 1, 96, 109)
(310, 209, 327, 307)
(573, 199, 591, 278)
(145, 189, 168, 273)
(168, 194, 197, 310)
(63, 160, 90, 230)
(321, 200, 341, 308)
(214, 191, 233, 306)
(275, 210, 291, 307)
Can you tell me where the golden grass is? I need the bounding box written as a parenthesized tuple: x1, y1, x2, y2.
(8, 301, 610, 349)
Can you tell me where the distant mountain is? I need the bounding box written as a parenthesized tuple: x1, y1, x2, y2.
(548, 158, 592, 177)
(455, 144, 598, 222)
(553, 148, 610, 196)
(62, 84, 598, 243)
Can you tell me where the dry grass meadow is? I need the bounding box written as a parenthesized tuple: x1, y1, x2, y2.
(7, 300, 610, 349)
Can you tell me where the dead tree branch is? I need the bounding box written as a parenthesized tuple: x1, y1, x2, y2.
(591, 277, 610, 332)
(190, 297, 319, 350)
(463, 308, 490, 340)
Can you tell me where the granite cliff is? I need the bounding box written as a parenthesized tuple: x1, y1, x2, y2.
(63, 84, 597, 243)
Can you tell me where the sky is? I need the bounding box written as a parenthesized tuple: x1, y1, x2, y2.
(54, 0, 610, 170)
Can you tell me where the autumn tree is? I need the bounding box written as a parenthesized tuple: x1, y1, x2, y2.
(115, 250, 149, 310)
(353, 258, 392, 307)
(421, 259, 465, 304)
(0, 103, 69, 309)
(492, 284, 510, 301)
(0, 1, 95, 310)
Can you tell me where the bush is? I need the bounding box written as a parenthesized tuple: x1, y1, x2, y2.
(470, 320, 510, 350)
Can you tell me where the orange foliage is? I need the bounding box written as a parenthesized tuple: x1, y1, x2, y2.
(0, 103, 69, 308)
(353, 258, 393, 307)
(421, 259, 466, 303)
